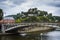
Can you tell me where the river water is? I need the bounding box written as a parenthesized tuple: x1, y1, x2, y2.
(0, 31, 60, 40)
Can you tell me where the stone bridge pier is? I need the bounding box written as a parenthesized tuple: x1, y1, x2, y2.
(1, 24, 6, 33)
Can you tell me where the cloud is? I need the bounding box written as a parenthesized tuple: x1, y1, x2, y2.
(53, 8, 60, 16)
(4, 0, 33, 16)
(48, 0, 60, 7)
(10, 0, 26, 5)
(1, 0, 16, 7)
(0, 0, 6, 2)
(0, 0, 60, 16)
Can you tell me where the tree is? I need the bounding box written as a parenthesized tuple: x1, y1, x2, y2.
(39, 11, 45, 16)
(44, 11, 48, 16)
(48, 13, 52, 17)
(47, 13, 52, 19)
(0, 9, 3, 20)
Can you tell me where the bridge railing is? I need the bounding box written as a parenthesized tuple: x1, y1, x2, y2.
(2, 24, 18, 30)
(2, 23, 60, 31)
(2, 23, 33, 30)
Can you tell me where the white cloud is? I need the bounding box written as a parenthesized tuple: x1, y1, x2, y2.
(1, 0, 15, 6)
(2, 0, 60, 16)
(4, 0, 33, 16)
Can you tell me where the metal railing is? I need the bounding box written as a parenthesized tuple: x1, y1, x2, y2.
(2, 23, 59, 31)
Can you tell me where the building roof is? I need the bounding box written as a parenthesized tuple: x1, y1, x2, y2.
(3, 17, 15, 20)
(0, 17, 15, 24)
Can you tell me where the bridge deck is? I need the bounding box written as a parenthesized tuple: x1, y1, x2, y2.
(2, 23, 60, 33)
(5, 25, 28, 31)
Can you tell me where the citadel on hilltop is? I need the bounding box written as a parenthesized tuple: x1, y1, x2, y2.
(6, 8, 60, 23)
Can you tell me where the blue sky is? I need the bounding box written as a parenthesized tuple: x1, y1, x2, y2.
(0, 0, 60, 16)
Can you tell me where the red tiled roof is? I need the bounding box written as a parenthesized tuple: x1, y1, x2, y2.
(0, 19, 15, 24)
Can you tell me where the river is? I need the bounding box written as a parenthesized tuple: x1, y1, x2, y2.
(0, 31, 60, 40)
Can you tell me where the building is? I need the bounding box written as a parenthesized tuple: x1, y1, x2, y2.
(21, 8, 41, 17)
(0, 17, 15, 24)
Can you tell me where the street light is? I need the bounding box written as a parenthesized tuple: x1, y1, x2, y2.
(40, 33, 43, 40)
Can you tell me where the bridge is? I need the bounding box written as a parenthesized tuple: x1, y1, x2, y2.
(1, 23, 60, 33)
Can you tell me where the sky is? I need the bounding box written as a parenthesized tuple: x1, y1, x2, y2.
(0, 0, 60, 16)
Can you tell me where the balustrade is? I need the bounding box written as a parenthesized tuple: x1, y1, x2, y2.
(1, 23, 59, 33)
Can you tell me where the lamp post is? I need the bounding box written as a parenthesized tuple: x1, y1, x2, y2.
(40, 33, 43, 40)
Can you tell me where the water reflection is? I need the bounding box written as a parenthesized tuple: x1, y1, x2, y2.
(0, 31, 60, 40)
(45, 31, 60, 40)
